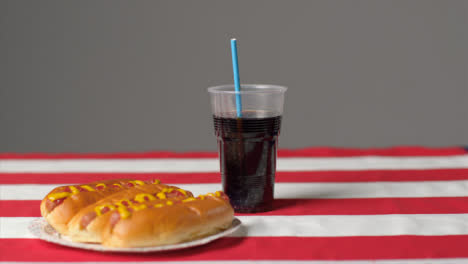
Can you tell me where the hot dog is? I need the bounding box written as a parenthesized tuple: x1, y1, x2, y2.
(67, 183, 194, 243)
(40, 179, 234, 247)
(101, 192, 233, 248)
(40, 179, 156, 234)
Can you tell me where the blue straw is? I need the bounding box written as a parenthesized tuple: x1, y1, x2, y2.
(230, 38, 242, 118)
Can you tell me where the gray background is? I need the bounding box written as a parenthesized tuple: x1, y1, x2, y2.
(1, 0, 467, 153)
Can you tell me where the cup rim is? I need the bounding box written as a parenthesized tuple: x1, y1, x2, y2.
(207, 84, 288, 94)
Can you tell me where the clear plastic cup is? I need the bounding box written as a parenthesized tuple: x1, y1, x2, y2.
(208, 84, 287, 213)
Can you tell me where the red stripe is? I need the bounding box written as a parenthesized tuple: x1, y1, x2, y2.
(0, 151, 217, 159)
(0, 172, 219, 184)
(2, 169, 468, 184)
(0, 146, 464, 159)
(240, 197, 468, 216)
(279, 146, 467, 157)
(2, 236, 468, 261)
(5, 197, 468, 217)
(0, 200, 41, 217)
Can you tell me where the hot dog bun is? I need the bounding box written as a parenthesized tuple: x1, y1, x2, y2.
(40, 179, 146, 234)
(101, 193, 234, 248)
(40, 179, 234, 248)
(67, 183, 194, 243)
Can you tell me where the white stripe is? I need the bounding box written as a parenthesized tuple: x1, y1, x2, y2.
(2, 261, 468, 264)
(1, 155, 468, 172)
(4, 214, 468, 239)
(2, 180, 468, 200)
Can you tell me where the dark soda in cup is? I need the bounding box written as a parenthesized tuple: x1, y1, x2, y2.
(208, 84, 287, 213)
(214, 113, 281, 212)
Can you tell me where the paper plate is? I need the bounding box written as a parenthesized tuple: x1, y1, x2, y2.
(29, 218, 241, 253)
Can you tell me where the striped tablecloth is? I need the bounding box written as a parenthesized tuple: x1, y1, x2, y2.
(1, 147, 468, 263)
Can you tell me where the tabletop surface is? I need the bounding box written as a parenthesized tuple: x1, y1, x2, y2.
(1, 146, 468, 263)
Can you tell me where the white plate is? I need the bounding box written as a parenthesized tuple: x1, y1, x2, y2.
(28, 218, 242, 253)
